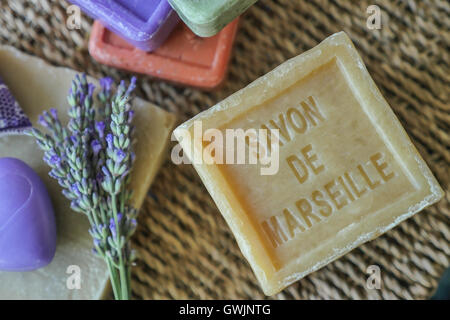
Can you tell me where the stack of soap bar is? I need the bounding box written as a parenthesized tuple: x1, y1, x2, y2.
(174, 32, 444, 295)
(168, 0, 258, 36)
(89, 19, 239, 90)
(69, 0, 179, 51)
(0, 45, 176, 299)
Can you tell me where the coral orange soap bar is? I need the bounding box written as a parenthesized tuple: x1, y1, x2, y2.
(173, 32, 444, 295)
(89, 19, 239, 90)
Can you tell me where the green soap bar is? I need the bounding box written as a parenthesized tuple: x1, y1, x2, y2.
(168, 0, 258, 37)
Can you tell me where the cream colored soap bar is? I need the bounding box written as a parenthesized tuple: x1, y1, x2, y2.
(0, 46, 176, 299)
(174, 32, 444, 295)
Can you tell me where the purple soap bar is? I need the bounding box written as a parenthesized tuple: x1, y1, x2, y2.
(69, 0, 179, 52)
(0, 158, 56, 271)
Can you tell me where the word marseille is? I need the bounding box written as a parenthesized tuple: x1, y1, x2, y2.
(260, 97, 397, 248)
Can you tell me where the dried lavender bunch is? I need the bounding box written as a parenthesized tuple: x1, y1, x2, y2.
(27, 74, 138, 300)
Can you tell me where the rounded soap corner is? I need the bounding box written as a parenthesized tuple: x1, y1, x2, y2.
(200, 73, 228, 91)
(187, 22, 221, 38)
(325, 30, 353, 46)
(431, 183, 445, 203)
(261, 282, 281, 297)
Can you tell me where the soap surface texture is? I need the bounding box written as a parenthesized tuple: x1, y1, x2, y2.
(174, 32, 444, 295)
(69, 0, 179, 51)
(0, 45, 176, 299)
(0, 157, 56, 272)
(168, 0, 257, 36)
(89, 19, 239, 90)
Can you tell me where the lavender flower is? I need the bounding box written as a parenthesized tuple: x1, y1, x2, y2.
(106, 133, 114, 149)
(115, 149, 126, 163)
(50, 108, 58, 119)
(49, 155, 61, 166)
(27, 74, 138, 300)
(93, 238, 101, 247)
(38, 115, 48, 128)
(95, 121, 106, 138)
(109, 223, 117, 239)
(88, 83, 96, 97)
(100, 77, 114, 92)
(71, 183, 81, 197)
(91, 140, 102, 155)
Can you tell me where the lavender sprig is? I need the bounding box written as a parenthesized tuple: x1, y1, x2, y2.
(27, 74, 138, 300)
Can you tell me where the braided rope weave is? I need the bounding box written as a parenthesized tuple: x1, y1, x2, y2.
(0, 0, 448, 300)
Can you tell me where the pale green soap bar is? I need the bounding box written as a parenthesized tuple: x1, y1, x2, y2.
(168, 0, 258, 36)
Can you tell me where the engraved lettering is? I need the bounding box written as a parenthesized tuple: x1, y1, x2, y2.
(301, 144, 325, 175)
(311, 190, 333, 218)
(337, 176, 355, 202)
(262, 216, 288, 248)
(300, 96, 325, 126)
(344, 171, 367, 198)
(370, 152, 395, 182)
(295, 198, 321, 228)
(261, 152, 398, 248)
(267, 114, 290, 146)
(287, 108, 307, 134)
(324, 180, 348, 210)
(283, 208, 306, 238)
(358, 164, 380, 190)
(260, 96, 325, 149)
(287, 155, 309, 184)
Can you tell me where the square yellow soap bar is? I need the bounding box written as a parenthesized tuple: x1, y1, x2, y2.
(174, 32, 444, 295)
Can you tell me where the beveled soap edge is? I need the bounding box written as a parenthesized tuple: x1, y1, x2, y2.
(174, 31, 444, 295)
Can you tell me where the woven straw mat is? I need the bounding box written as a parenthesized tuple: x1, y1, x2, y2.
(0, 0, 448, 300)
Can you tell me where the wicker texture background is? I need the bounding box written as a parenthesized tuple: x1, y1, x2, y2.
(0, 0, 448, 300)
